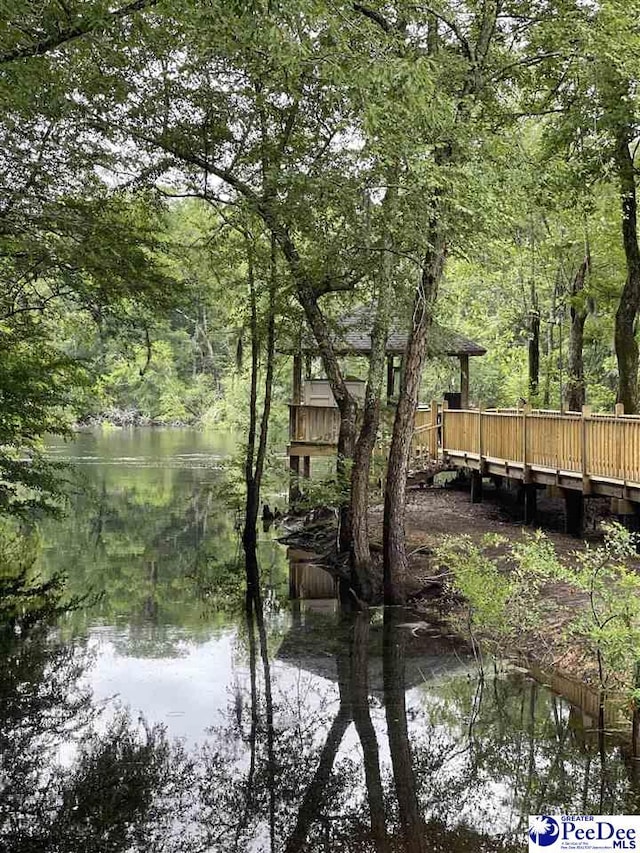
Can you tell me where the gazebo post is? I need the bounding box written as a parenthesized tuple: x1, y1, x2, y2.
(459, 354, 469, 409)
(386, 355, 395, 403)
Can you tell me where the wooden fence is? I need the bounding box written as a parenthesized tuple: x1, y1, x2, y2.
(289, 404, 341, 445)
(289, 401, 640, 493)
(440, 404, 640, 489)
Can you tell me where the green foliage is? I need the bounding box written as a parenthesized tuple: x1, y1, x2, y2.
(438, 523, 640, 701)
(0, 517, 70, 632)
(438, 534, 513, 646)
(563, 523, 640, 691)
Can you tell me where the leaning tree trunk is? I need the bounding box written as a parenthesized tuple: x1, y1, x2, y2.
(271, 226, 358, 549)
(565, 255, 590, 412)
(383, 224, 446, 603)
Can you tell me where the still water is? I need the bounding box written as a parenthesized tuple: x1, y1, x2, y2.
(2, 429, 639, 853)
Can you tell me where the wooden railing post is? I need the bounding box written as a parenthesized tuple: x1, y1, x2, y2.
(441, 399, 448, 451)
(478, 405, 485, 472)
(615, 402, 624, 482)
(582, 405, 592, 494)
(430, 399, 438, 459)
(522, 403, 532, 482)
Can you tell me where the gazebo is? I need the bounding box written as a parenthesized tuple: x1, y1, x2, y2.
(287, 307, 486, 480)
(291, 307, 486, 410)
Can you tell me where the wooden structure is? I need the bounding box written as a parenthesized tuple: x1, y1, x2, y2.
(413, 401, 640, 532)
(288, 308, 486, 484)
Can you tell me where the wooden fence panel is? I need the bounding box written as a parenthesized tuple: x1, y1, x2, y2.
(481, 412, 522, 462)
(527, 413, 581, 472)
(411, 409, 432, 464)
(588, 415, 640, 482)
(442, 411, 480, 455)
(290, 405, 340, 443)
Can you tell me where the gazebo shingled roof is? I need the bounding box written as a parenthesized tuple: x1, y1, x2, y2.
(297, 306, 486, 358)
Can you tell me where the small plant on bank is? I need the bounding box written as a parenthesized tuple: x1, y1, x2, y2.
(437, 524, 640, 733)
(559, 524, 640, 737)
(436, 535, 514, 670)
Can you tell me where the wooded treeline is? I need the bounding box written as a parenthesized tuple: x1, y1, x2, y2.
(2, 0, 639, 600)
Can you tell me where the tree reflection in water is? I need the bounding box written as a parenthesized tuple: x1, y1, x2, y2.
(0, 624, 196, 853)
(201, 599, 640, 852)
(2, 595, 640, 852)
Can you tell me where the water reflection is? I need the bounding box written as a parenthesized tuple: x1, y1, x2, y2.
(3, 594, 640, 851)
(40, 429, 288, 643)
(1, 430, 638, 852)
(0, 623, 195, 853)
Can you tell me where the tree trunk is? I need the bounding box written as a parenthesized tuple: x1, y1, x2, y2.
(604, 75, 640, 414)
(243, 235, 277, 607)
(614, 125, 640, 414)
(528, 306, 540, 400)
(243, 242, 261, 605)
(349, 185, 395, 601)
(565, 256, 590, 412)
(544, 271, 560, 407)
(380, 0, 498, 603)
(383, 226, 446, 603)
(383, 607, 426, 853)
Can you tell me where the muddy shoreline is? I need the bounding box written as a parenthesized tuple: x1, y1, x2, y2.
(283, 478, 637, 731)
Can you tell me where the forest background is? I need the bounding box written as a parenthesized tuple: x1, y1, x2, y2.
(2, 0, 640, 599)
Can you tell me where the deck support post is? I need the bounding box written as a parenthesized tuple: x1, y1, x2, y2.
(470, 470, 483, 503)
(289, 455, 301, 505)
(303, 455, 311, 478)
(523, 484, 537, 525)
(563, 488, 583, 536)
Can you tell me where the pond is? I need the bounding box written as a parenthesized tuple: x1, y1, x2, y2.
(2, 428, 639, 853)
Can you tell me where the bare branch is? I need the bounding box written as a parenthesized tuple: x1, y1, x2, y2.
(352, 3, 392, 33)
(415, 4, 472, 60)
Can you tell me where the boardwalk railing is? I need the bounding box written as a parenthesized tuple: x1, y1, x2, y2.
(289, 401, 640, 495)
(441, 403, 640, 492)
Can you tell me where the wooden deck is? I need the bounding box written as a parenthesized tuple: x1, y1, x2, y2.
(289, 401, 640, 505)
(422, 403, 640, 504)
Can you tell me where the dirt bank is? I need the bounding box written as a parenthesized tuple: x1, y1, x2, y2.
(368, 480, 640, 707)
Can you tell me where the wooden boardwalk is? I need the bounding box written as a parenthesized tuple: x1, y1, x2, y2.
(416, 402, 640, 505)
(289, 401, 640, 515)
